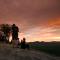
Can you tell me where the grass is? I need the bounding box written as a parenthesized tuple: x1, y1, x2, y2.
(30, 42, 60, 56)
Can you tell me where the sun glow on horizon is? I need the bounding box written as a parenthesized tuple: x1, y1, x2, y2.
(18, 26, 60, 42)
(9, 18, 60, 42)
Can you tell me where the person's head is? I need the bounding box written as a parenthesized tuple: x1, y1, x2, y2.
(23, 38, 26, 41)
(12, 24, 16, 27)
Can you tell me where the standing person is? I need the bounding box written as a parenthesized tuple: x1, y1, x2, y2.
(11, 24, 19, 47)
(21, 39, 23, 49)
(23, 38, 26, 49)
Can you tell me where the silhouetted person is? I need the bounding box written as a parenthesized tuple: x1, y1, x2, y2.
(21, 38, 26, 49)
(12, 24, 19, 40)
(21, 40, 23, 49)
(11, 24, 19, 47)
(20, 38, 30, 49)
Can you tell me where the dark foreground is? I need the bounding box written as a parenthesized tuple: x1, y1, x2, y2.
(0, 43, 60, 60)
(30, 42, 60, 57)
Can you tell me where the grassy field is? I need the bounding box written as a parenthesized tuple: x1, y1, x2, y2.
(30, 42, 60, 56)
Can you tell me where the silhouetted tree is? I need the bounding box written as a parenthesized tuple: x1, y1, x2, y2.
(0, 24, 11, 42)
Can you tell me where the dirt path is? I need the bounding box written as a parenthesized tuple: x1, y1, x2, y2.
(0, 46, 60, 60)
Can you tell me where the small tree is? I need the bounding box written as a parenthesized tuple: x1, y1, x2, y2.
(0, 24, 11, 42)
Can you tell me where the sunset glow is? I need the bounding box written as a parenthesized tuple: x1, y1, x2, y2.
(0, 0, 60, 42)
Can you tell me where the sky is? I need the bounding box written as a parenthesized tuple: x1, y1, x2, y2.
(0, 0, 60, 42)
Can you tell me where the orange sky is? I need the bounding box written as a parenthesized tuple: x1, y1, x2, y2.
(18, 18, 60, 42)
(0, 0, 60, 42)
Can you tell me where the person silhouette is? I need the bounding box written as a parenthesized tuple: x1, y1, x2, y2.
(21, 39, 23, 49)
(11, 24, 19, 47)
(21, 38, 26, 49)
(20, 38, 30, 49)
(12, 24, 19, 40)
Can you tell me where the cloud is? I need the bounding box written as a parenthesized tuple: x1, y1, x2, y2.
(0, 0, 60, 18)
(0, 0, 60, 42)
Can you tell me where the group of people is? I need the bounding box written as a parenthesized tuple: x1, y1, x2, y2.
(9, 24, 30, 49)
